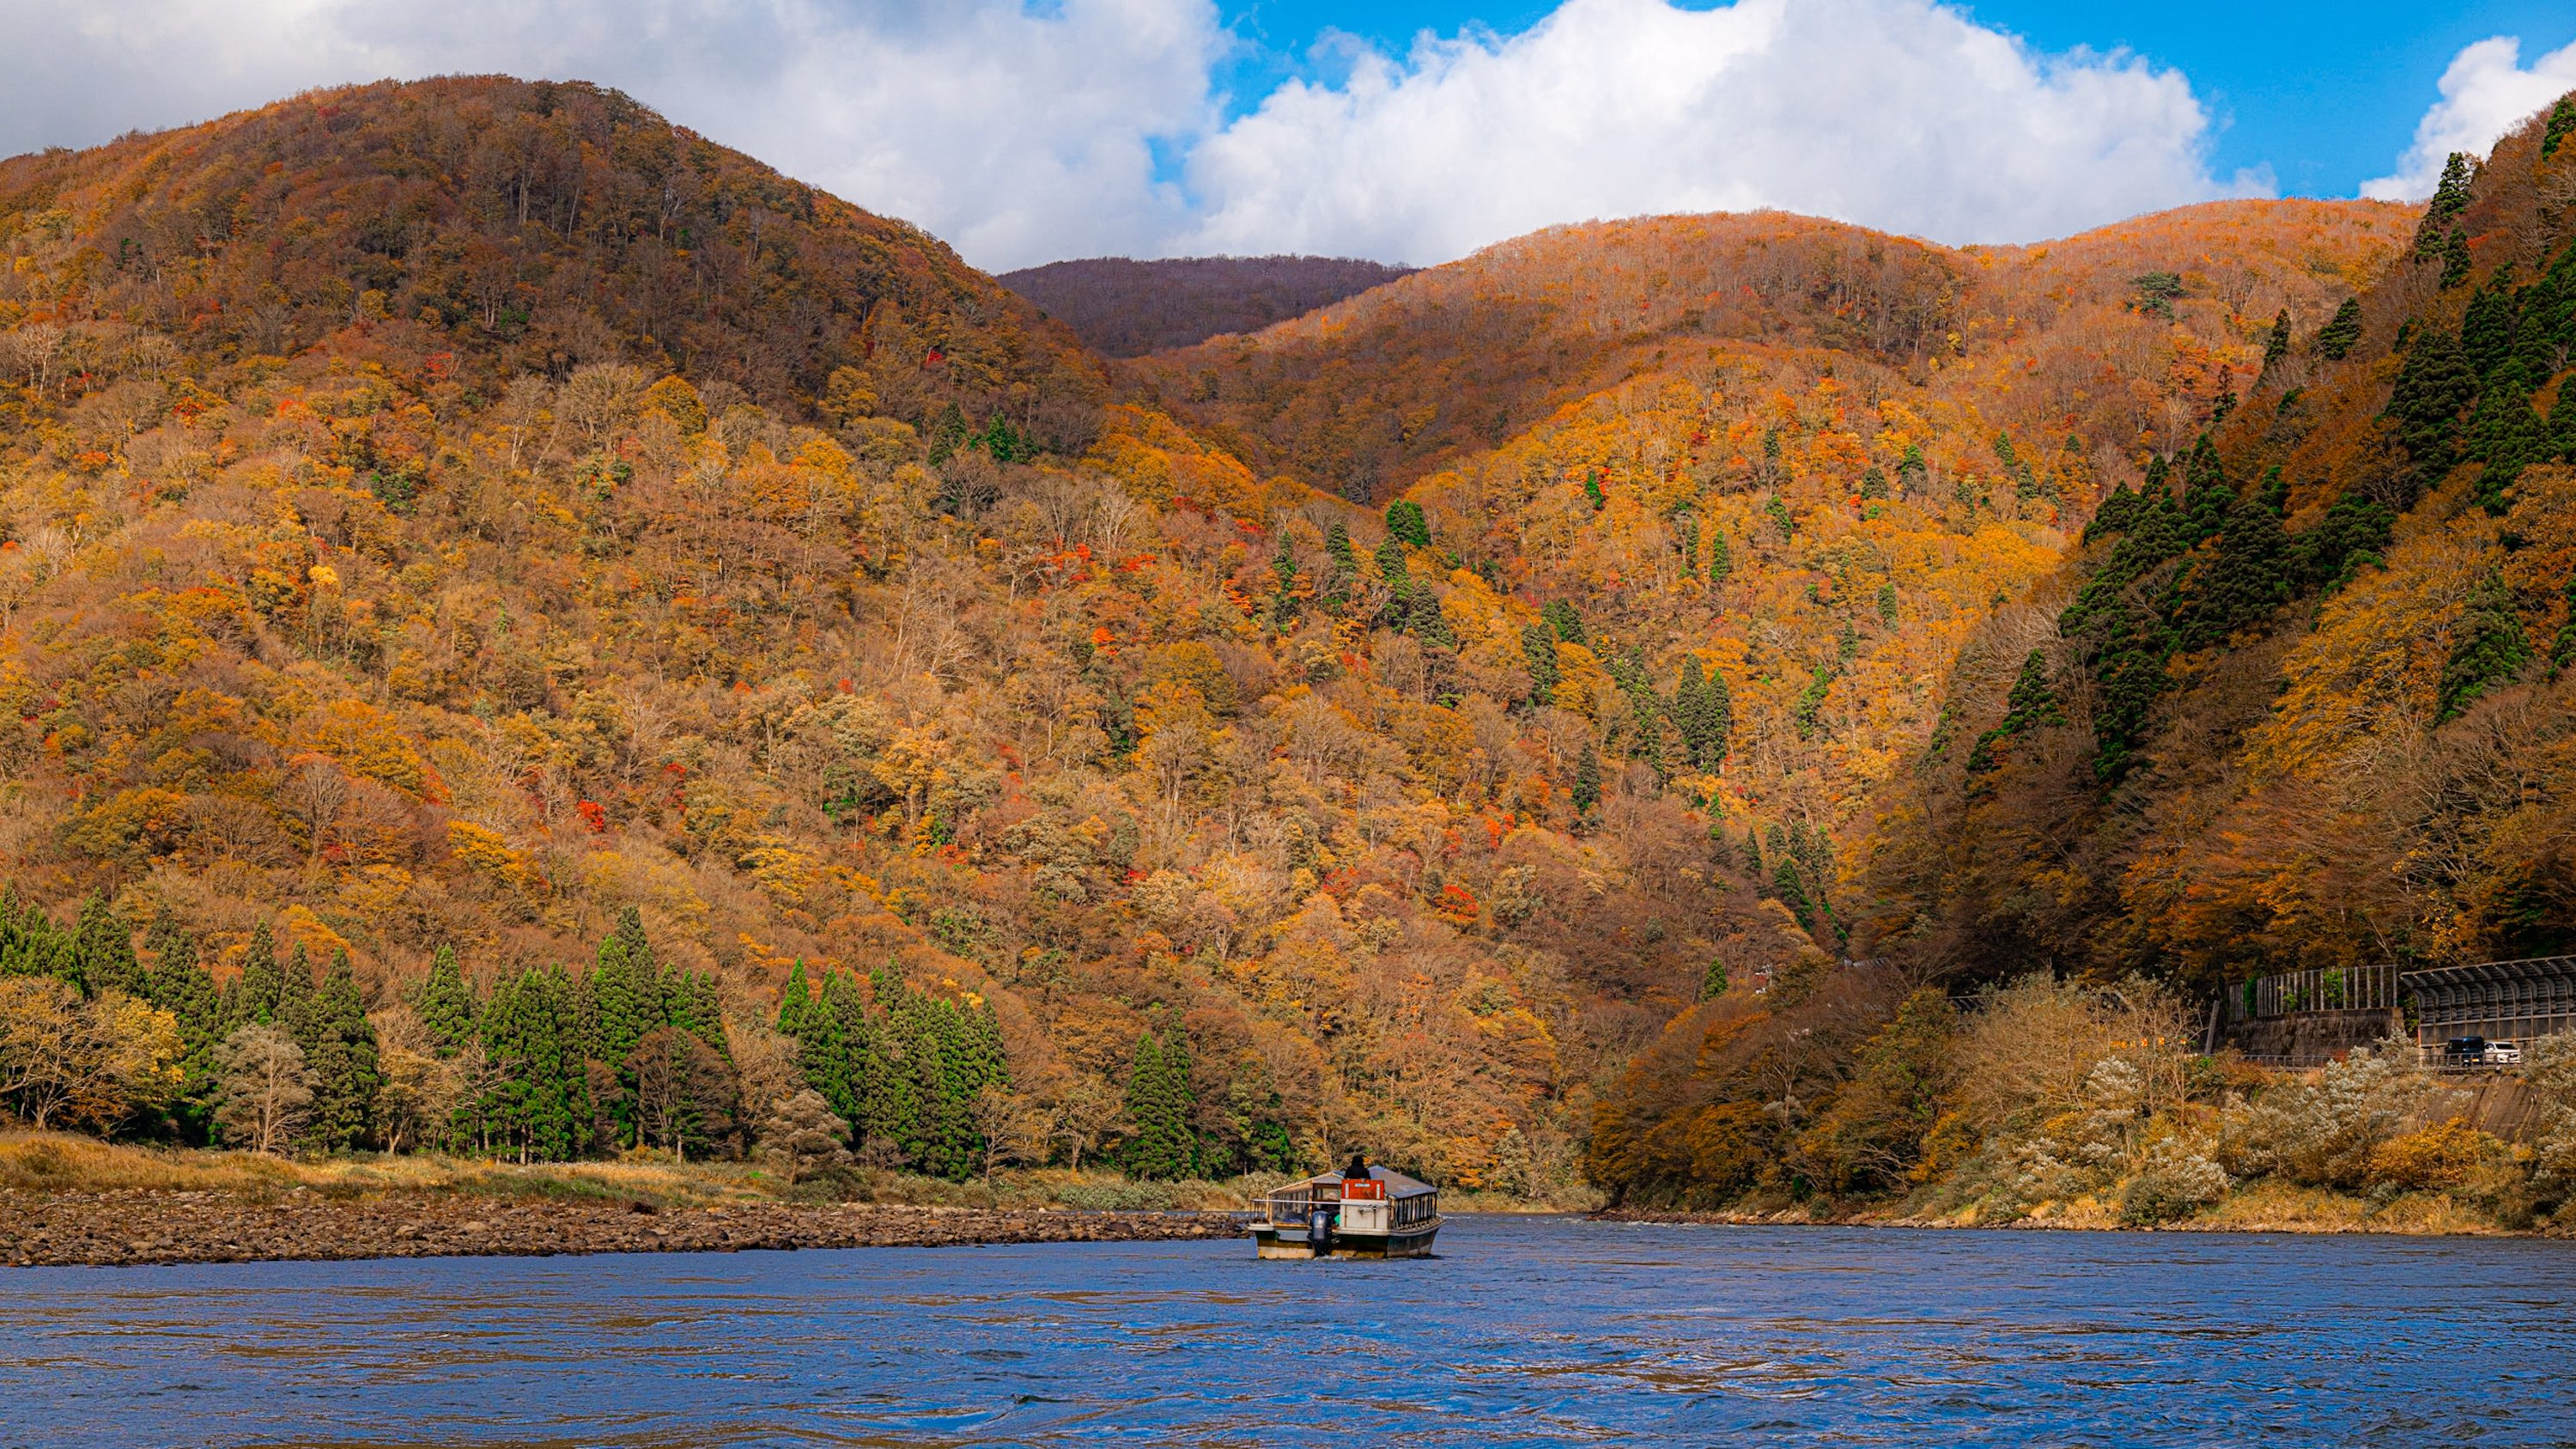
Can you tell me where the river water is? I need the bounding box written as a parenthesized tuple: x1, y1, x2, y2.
(4, 1215, 2573, 1447)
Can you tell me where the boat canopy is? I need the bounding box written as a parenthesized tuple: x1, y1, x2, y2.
(1273, 1166, 1437, 1201)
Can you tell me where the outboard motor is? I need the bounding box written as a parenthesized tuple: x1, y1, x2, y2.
(1307, 1203, 1334, 1257)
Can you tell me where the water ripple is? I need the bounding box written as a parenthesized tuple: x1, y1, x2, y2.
(3, 1216, 2575, 1447)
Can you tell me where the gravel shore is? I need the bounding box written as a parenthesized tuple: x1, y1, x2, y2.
(1, 1189, 1250, 1268)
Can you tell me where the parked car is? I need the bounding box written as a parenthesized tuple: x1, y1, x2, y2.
(2443, 1037, 2488, 1065)
(2484, 1041, 2523, 1066)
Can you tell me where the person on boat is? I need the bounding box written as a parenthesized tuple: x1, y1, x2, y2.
(1343, 1151, 1369, 1180)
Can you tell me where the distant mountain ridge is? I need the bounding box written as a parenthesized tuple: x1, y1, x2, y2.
(999, 255, 1413, 357)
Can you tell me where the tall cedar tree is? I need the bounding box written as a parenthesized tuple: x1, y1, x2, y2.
(2438, 572, 2533, 722)
(301, 949, 381, 1152)
(2313, 297, 2364, 359)
(1124, 1028, 1198, 1180)
(414, 946, 477, 1056)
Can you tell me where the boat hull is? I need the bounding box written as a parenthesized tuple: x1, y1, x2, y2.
(1249, 1221, 1440, 1259)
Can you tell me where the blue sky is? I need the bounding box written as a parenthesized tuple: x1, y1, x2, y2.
(1215, 0, 2576, 198)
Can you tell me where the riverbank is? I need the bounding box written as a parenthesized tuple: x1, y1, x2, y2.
(0, 1131, 1266, 1268)
(1595, 1178, 2573, 1237)
(3, 1188, 1246, 1267)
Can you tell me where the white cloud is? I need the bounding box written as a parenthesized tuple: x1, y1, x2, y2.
(0, 0, 2256, 270)
(2363, 33, 2576, 200)
(1182, 0, 2257, 263)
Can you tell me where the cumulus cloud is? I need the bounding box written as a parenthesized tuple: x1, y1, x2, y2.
(2364, 33, 2576, 200)
(1184, 0, 2258, 262)
(0, 0, 2257, 269)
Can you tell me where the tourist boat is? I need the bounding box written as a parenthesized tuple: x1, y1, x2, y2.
(1249, 1162, 1441, 1258)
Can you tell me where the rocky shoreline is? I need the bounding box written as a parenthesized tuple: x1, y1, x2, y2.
(1, 1189, 1252, 1268)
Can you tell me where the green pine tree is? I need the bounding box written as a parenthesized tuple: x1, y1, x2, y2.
(1571, 743, 1602, 815)
(2440, 227, 2474, 289)
(1700, 959, 1728, 1001)
(1967, 650, 2067, 772)
(414, 945, 477, 1056)
(2413, 153, 2474, 258)
(2547, 97, 2576, 156)
(1382, 498, 1432, 548)
(72, 893, 145, 1000)
(2261, 308, 2291, 371)
(1521, 624, 1560, 709)
(1706, 527, 1732, 582)
(1876, 581, 1899, 625)
(1771, 857, 1816, 929)
(2437, 571, 2532, 722)
(143, 905, 221, 1142)
(1542, 599, 1586, 647)
(1124, 1029, 1198, 1180)
(2313, 297, 2363, 360)
(301, 949, 380, 1152)
(1583, 471, 1607, 511)
(2381, 326, 2480, 496)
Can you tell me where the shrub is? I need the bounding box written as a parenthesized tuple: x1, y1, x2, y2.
(2216, 1047, 2455, 1190)
(2365, 1119, 2499, 1190)
(2120, 1133, 2231, 1225)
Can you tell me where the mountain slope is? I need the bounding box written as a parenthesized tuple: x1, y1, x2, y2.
(1000, 256, 1413, 357)
(1133, 202, 2407, 501)
(1585, 94, 2576, 1213)
(0, 75, 1104, 442)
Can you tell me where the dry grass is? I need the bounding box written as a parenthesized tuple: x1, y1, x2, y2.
(0, 1131, 1293, 1211)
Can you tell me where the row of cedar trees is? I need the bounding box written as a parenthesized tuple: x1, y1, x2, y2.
(1, 883, 1227, 1182)
(770, 963, 1242, 1182)
(0, 891, 743, 1161)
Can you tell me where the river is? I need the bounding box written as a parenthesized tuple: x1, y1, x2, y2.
(3, 1215, 2572, 1446)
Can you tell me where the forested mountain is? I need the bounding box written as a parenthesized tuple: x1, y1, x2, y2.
(14, 70, 2541, 1215)
(1589, 97, 2576, 1209)
(999, 256, 1413, 358)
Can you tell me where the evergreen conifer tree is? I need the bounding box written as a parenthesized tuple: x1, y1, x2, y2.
(1571, 743, 1602, 815)
(232, 921, 283, 1028)
(278, 942, 315, 1046)
(301, 949, 380, 1152)
(1876, 581, 1899, 625)
(1706, 527, 1732, 582)
(2413, 153, 2474, 258)
(143, 905, 222, 1141)
(2313, 297, 2364, 360)
(2459, 274, 2519, 377)
(1123, 1029, 1198, 1180)
(1382, 499, 1432, 548)
(2261, 308, 2291, 371)
(2437, 572, 2533, 722)
(1541, 599, 1586, 647)
(2441, 227, 2474, 289)
(414, 945, 477, 1056)
(2548, 96, 2576, 156)
(2382, 327, 2480, 496)
(1771, 857, 1816, 929)
(71, 893, 145, 1000)
(1374, 534, 1409, 597)
(1521, 624, 1560, 708)
(1700, 959, 1728, 1001)
(1403, 583, 1455, 648)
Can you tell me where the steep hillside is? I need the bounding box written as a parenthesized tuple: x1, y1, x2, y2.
(1000, 256, 1413, 357)
(1861, 109, 2576, 989)
(0, 76, 1812, 1192)
(1588, 95, 2576, 1213)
